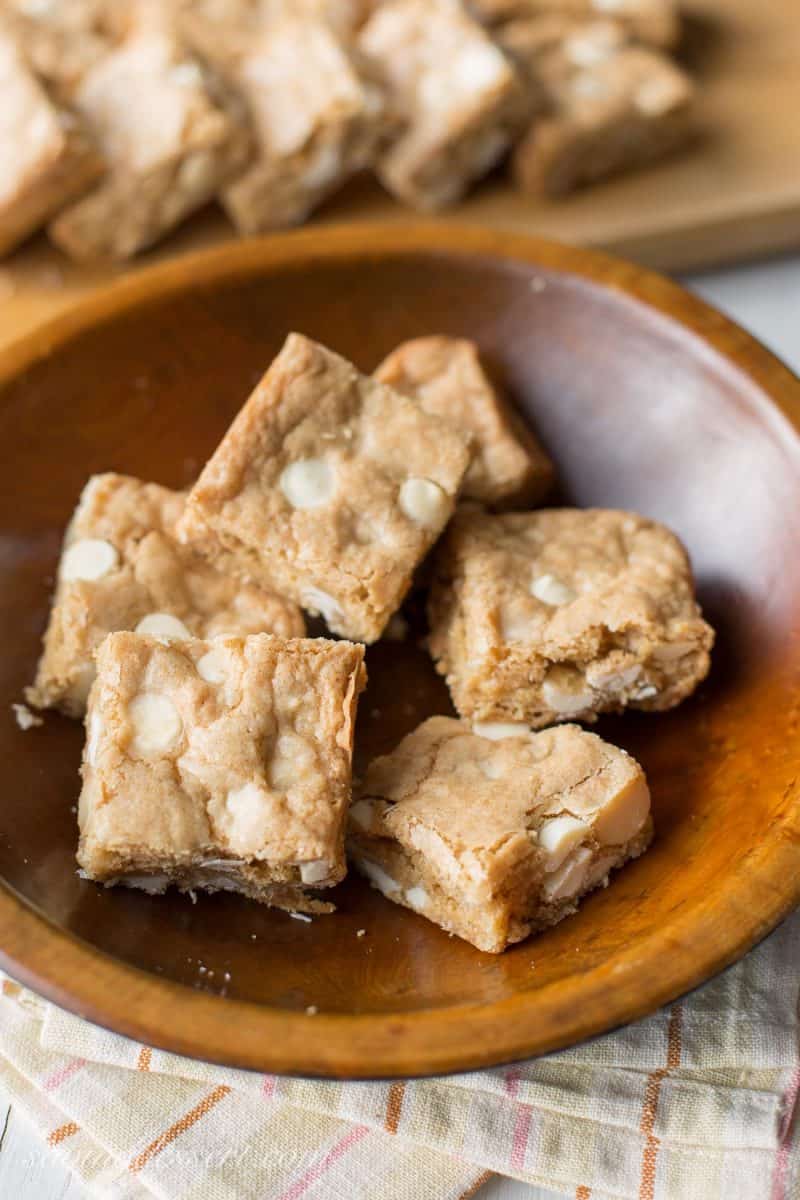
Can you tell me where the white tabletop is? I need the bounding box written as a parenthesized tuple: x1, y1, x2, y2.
(2, 251, 799, 1200)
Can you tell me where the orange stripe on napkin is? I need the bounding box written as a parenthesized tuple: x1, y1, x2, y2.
(136, 1047, 152, 1072)
(129, 1084, 231, 1173)
(47, 1121, 79, 1146)
(385, 1081, 406, 1133)
(576, 1187, 592, 1199)
(638, 1004, 683, 1200)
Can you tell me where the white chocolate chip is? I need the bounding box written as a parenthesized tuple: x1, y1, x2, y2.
(651, 640, 695, 663)
(565, 26, 619, 67)
(225, 782, 269, 845)
(570, 73, 609, 100)
(349, 798, 377, 832)
(196, 647, 227, 684)
(500, 607, 534, 643)
(85, 712, 103, 766)
(270, 733, 316, 792)
(539, 815, 590, 872)
(405, 885, 430, 910)
(398, 478, 449, 528)
(406, 824, 462, 885)
(635, 76, 680, 116)
(135, 612, 192, 643)
(171, 61, 204, 88)
(360, 859, 401, 895)
(632, 684, 659, 700)
(593, 776, 650, 845)
(299, 860, 331, 885)
(590, 663, 642, 694)
(531, 574, 577, 606)
(473, 721, 531, 741)
(279, 459, 335, 509)
(129, 692, 183, 757)
(543, 846, 593, 901)
(61, 538, 118, 582)
(301, 586, 343, 628)
(541, 666, 594, 717)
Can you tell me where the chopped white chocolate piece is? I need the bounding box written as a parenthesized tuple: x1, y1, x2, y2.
(360, 859, 401, 895)
(299, 859, 332, 885)
(541, 666, 594, 716)
(538, 814, 589, 871)
(542, 846, 593, 901)
(530, 573, 577, 606)
(593, 775, 650, 844)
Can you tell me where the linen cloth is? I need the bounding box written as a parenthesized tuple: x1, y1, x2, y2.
(0, 906, 799, 1200)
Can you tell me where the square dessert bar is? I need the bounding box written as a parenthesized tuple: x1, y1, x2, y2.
(374, 335, 554, 508)
(510, 32, 694, 197)
(179, 333, 471, 643)
(208, 16, 387, 233)
(469, 0, 680, 51)
(0, 33, 103, 256)
(28, 473, 304, 718)
(349, 717, 652, 952)
(428, 507, 714, 727)
(78, 631, 366, 909)
(49, 31, 251, 259)
(358, 0, 528, 210)
(3, 0, 118, 101)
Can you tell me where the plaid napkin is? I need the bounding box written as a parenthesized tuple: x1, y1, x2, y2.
(1, 907, 799, 1200)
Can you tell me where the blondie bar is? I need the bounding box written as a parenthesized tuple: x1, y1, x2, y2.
(179, 333, 471, 643)
(428, 507, 714, 727)
(49, 30, 251, 259)
(0, 33, 103, 256)
(215, 16, 387, 233)
(28, 474, 304, 718)
(78, 631, 366, 909)
(349, 717, 652, 952)
(374, 335, 553, 507)
(469, 0, 680, 50)
(511, 33, 694, 196)
(358, 0, 527, 210)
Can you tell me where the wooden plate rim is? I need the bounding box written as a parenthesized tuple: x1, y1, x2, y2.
(2, 223, 800, 1079)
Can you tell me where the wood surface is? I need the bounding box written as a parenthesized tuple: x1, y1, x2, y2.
(0, 225, 799, 1078)
(0, 0, 797, 350)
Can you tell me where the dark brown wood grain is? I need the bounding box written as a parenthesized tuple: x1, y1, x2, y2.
(0, 225, 799, 1078)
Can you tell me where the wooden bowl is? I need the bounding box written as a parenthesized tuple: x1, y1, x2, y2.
(1, 225, 799, 1079)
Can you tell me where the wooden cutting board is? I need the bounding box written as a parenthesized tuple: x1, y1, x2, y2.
(0, 0, 797, 349)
